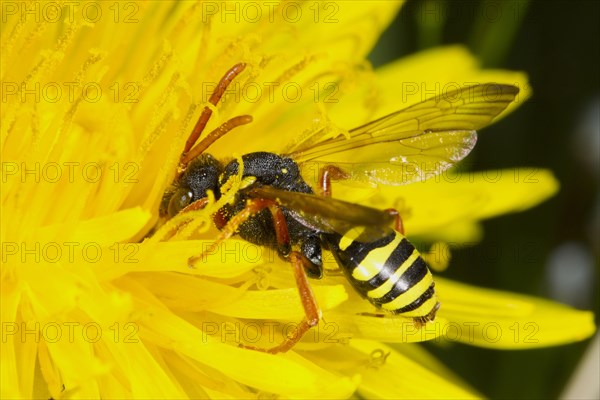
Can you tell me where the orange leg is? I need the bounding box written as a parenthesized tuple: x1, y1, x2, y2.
(241, 251, 321, 354)
(243, 202, 321, 353)
(318, 165, 349, 197)
(202, 197, 323, 353)
(155, 198, 211, 241)
(181, 198, 209, 213)
(384, 208, 405, 235)
(189, 198, 289, 265)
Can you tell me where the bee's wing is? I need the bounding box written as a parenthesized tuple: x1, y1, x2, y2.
(286, 84, 519, 185)
(247, 186, 395, 241)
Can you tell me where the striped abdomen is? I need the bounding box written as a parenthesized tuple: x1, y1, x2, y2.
(326, 230, 440, 322)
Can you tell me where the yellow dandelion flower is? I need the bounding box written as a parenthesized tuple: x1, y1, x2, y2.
(1, 1, 595, 399)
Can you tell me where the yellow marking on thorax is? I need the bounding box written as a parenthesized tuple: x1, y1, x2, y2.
(350, 234, 404, 282)
(366, 250, 420, 299)
(339, 226, 367, 251)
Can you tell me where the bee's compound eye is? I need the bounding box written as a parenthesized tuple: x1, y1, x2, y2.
(168, 188, 193, 217)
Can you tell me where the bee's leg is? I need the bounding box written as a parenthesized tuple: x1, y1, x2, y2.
(318, 165, 349, 197)
(239, 202, 322, 353)
(180, 198, 210, 213)
(152, 198, 211, 240)
(241, 251, 321, 354)
(190, 198, 285, 265)
(300, 236, 324, 279)
(192, 198, 322, 353)
(384, 208, 405, 235)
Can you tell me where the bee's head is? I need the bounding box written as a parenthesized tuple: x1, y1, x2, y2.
(159, 154, 223, 218)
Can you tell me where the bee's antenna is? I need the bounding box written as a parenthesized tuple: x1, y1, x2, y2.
(181, 115, 253, 166)
(178, 63, 249, 175)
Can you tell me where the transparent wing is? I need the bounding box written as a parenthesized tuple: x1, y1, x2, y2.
(286, 84, 519, 185)
(247, 186, 395, 241)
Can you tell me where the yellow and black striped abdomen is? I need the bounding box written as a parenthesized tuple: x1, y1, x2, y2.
(326, 230, 440, 322)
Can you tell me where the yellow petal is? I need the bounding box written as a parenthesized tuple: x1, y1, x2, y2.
(374, 45, 532, 116)
(418, 221, 484, 244)
(208, 283, 348, 320)
(36, 207, 151, 244)
(116, 275, 357, 398)
(350, 339, 481, 399)
(435, 278, 596, 348)
(1, 279, 30, 399)
(94, 240, 265, 282)
(258, 1, 404, 61)
(329, 45, 531, 130)
(327, 310, 448, 344)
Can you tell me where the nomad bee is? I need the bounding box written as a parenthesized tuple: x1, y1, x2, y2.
(158, 63, 519, 353)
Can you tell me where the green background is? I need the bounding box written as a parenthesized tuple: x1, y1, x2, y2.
(369, 1, 599, 398)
